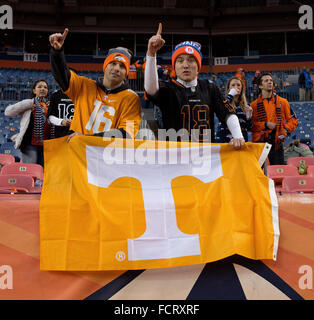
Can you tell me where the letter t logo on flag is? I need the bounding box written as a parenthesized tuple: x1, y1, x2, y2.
(86, 145, 223, 261)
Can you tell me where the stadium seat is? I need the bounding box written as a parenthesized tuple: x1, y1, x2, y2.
(0, 141, 15, 155)
(267, 165, 298, 184)
(0, 154, 15, 168)
(287, 157, 314, 168)
(0, 162, 44, 182)
(0, 174, 34, 193)
(282, 176, 314, 193)
(308, 166, 314, 177)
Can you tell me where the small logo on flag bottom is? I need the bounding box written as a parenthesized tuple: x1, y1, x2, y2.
(116, 251, 126, 262)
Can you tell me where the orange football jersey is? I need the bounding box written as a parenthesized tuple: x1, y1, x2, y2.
(64, 70, 142, 138)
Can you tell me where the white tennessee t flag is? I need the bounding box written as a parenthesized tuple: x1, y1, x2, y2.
(86, 145, 223, 261)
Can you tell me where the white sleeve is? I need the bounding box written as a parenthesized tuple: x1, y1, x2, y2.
(225, 114, 244, 139)
(144, 55, 159, 96)
(4, 99, 33, 117)
(49, 115, 63, 126)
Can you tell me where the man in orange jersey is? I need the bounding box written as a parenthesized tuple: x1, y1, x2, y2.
(251, 73, 298, 164)
(49, 28, 141, 141)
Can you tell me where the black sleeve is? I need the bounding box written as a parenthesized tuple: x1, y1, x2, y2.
(145, 81, 172, 111)
(244, 115, 253, 131)
(49, 47, 71, 92)
(92, 128, 131, 139)
(298, 73, 305, 86)
(210, 82, 235, 124)
(47, 91, 58, 118)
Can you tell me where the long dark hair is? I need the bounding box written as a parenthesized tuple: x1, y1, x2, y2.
(29, 79, 49, 99)
(225, 76, 250, 113)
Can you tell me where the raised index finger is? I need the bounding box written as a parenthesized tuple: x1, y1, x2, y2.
(156, 23, 162, 36)
(62, 28, 69, 40)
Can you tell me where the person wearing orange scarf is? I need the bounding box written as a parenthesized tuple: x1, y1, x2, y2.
(5, 80, 50, 166)
(251, 73, 298, 164)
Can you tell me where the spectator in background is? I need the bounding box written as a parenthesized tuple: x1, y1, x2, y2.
(210, 73, 217, 85)
(298, 67, 306, 101)
(128, 59, 142, 91)
(161, 65, 170, 81)
(251, 72, 298, 165)
(252, 70, 261, 100)
(235, 67, 246, 90)
(4, 79, 50, 166)
(284, 139, 314, 163)
(128, 61, 137, 91)
(298, 66, 313, 101)
(157, 64, 163, 79)
(47, 88, 74, 138)
(217, 76, 252, 142)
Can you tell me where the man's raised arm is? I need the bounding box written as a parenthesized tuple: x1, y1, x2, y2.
(144, 23, 165, 96)
(49, 28, 71, 92)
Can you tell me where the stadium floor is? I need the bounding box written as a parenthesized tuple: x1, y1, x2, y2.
(0, 193, 313, 300)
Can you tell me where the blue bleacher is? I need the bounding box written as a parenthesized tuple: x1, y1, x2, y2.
(3, 87, 18, 100)
(288, 101, 314, 151)
(0, 141, 21, 158)
(0, 68, 313, 152)
(20, 88, 30, 100)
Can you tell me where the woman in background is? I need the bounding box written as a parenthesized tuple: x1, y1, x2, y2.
(217, 76, 252, 142)
(5, 79, 50, 166)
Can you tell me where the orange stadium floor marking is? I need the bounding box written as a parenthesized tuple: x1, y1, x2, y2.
(277, 212, 314, 261)
(264, 193, 314, 300)
(276, 194, 314, 263)
(0, 193, 314, 300)
(0, 194, 125, 299)
(264, 248, 314, 300)
(280, 209, 314, 232)
(0, 243, 122, 300)
(277, 193, 314, 225)
(0, 219, 40, 258)
(0, 194, 40, 234)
